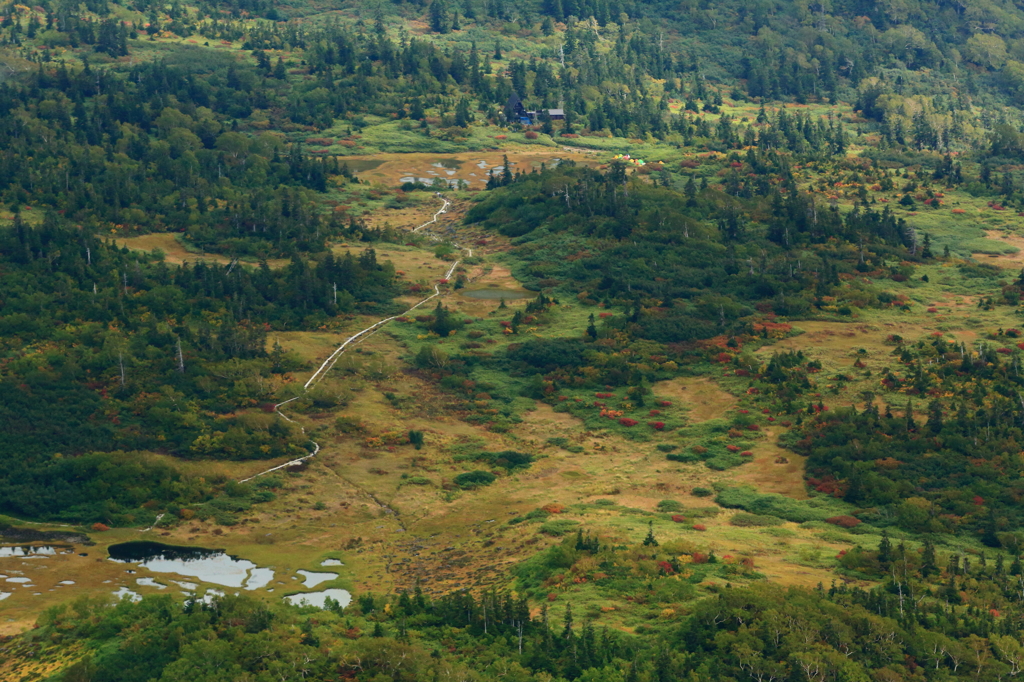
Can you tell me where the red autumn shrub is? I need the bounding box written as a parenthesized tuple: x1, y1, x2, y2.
(726, 445, 741, 452)
(740, 451, 754, 457)
(92, 523, 110, 532)
(671, 515, 686, 523)
(542, 503, 567, 514)
(649, 410, 661, 416)
(927, 307, 938, 313)
(657, 560, 675, 574)
(618, 418, 639, 427)
(714, 352, 732, 363)
(595, 392, 613, 398)
(598, 312, 614, 318)
(691, 552, 708, 563)
(495, 135, 508, 140)
(997, 348, 1013, 354)
(547, 592, 558, 601)
(692, 524, 707, 532)
(657, 400, 672, 407)
(746, 424, 760, 431)
(648, 421, 665, 430)
(825, 515, 861, 529)
(524, 130, 539, 139)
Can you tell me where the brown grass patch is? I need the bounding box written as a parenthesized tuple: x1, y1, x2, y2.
(731, 430, 809, 499)
(654, 377, 736, 423)
(107, 233, 289, 268)
(340, 149, 599, 192)
(977, 230, 1024, 269)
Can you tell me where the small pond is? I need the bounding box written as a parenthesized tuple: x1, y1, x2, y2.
(433, 159, 463, 170)
(284, 588, 352, 609)
(460, 289, 533, 300)
(108, 542, 274, 590)
(297, 570, 337, 588)
(112, 587, 141, 602)
(0, 545, 72, 558)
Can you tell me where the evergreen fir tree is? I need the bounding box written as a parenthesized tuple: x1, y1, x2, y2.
(926, 400, 943, 434)
(643, 521, 659, 547)
(878, 531, 893, 566)
(921, 540, 937, 577)
(561, 602, 574, 640)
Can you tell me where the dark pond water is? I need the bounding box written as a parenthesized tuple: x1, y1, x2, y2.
(108, 541, 273, 590)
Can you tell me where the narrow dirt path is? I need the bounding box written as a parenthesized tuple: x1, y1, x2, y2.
(239, 197, 468, 491)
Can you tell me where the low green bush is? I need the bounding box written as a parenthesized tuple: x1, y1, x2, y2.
(730, 512, 785, 527)
(539, 519, 580, 536)
(453, 471, 497, 489)
(715, 486, 836, 523)
(454, 450, 534, 470)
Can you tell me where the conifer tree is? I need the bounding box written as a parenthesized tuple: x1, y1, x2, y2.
(643, 521, 659, 547)
(878, 531, 892, 566)
(921, 541, 937, 577)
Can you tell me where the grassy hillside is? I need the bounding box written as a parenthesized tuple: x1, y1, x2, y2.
(6, 0, 1024, 679)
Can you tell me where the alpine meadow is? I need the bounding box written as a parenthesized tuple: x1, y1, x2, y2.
(10, 0, 1024, 680)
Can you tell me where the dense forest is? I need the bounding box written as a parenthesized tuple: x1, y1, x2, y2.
(0, 212, 397, 522)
